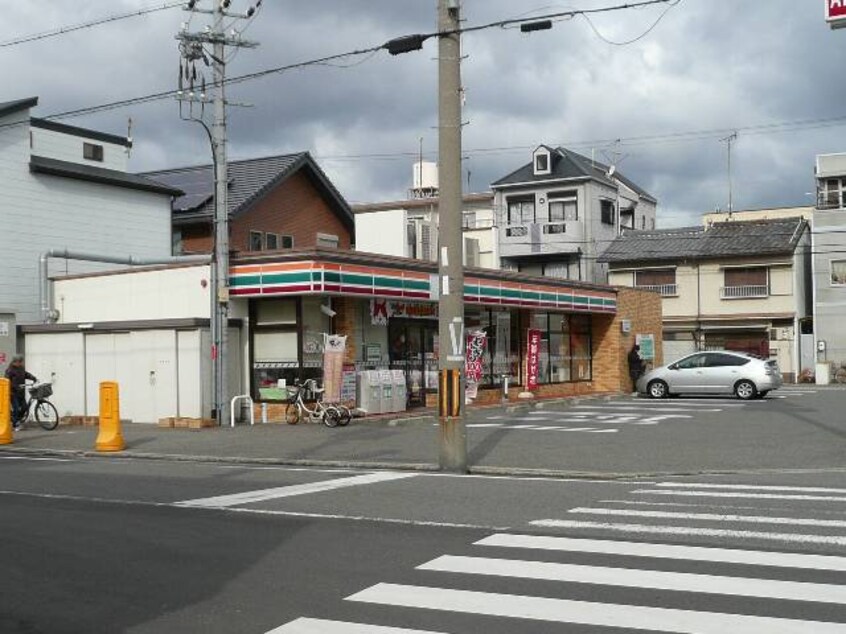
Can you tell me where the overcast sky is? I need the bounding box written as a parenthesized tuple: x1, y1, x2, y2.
(2, 0, 843, 226)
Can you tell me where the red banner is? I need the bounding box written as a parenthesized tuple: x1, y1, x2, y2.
(526, 328, 541, 391)
(465, 331, 487, 383)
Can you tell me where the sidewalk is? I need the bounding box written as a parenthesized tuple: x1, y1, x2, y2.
(0, 392, 617, 472)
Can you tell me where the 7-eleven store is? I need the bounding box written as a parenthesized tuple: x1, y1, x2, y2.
(231, 250, 662, 413)
(23, 249, 660, 422)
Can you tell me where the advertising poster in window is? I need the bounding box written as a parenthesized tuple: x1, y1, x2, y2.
(322, 334, 347, 402)
(465, 330, 487, 399)
(526, 328, 542, 391)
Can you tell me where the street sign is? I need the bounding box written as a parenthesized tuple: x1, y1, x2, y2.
(827, 0, 846, 29)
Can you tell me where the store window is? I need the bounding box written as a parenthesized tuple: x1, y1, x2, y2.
(831, 260, 846, 285)
(252, 298, 301, 400)
(464, 309, 592, 386)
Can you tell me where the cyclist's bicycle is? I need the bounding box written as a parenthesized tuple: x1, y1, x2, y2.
(12, 381, 59, 430)
(284, 379, 342, 428)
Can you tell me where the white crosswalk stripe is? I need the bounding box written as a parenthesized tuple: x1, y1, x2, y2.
(475, 391, 814, 432)
(267, 479, 846, 632)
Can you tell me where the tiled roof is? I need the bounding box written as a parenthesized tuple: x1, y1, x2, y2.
(492, 146, 656, 203)
(142, 152, 354, 228)
(598, 218, 808, 264)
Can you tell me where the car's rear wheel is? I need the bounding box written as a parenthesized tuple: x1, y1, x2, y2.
(735, 380, 757, 400)
(647, 380, 669, 399)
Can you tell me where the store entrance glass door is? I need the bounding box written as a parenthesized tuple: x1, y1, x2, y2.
(388, 319, 438, 408)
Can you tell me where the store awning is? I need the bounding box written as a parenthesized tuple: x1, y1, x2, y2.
(230, 252, 616, 314)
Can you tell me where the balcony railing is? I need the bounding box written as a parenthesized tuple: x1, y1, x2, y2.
(635, 283, 677, 297)
(721, 285, 769, 299)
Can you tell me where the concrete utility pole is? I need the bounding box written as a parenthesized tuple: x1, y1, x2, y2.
(437, 0, 467, 472)
(176, 0, 258, 425)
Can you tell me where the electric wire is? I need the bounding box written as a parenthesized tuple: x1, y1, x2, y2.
(0, 2, 183, 49)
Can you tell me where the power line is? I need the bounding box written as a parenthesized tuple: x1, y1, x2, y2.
(0, 2, 183, 49)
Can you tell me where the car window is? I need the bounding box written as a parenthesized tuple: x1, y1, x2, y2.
(705, 353, 750, 367)
(675, 354, 708, 369)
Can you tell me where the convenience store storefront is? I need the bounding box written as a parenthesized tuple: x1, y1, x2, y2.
(230, 251, 656, 408)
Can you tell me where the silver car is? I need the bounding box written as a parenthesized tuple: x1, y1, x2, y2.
(636, 350, 783, 399)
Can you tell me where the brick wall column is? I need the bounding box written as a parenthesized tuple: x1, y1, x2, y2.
(592, 288, 664, 394)
(333, 296, 358, 364)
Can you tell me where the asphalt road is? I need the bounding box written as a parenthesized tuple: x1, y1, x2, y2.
(3, 451, 846, 633)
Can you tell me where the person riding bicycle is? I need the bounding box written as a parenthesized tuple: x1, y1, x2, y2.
(5, 354, 36, 430)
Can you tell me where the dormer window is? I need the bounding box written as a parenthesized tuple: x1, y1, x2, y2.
(533, 147, 552, 176)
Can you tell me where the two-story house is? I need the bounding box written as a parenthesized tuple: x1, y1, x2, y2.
(143, 152, 355, 256)
(493, 146, 657, 283)
(0, 97, 181, 329)
(813, 153, 846, 379)
(600, 218, 812, 381)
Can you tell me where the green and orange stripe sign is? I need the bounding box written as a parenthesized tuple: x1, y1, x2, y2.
(229, 261, 616, 313)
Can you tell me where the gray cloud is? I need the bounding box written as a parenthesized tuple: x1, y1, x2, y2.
(2, 0, 843, 226)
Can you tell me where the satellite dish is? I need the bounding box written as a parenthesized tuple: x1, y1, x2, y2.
(607, 165, 616, 178)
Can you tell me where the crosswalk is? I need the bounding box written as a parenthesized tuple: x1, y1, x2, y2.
(471, 389, 818, 434)
(268, 478, 846, 633)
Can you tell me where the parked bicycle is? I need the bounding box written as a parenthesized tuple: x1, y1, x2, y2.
(13, 381, 59, 430)
(285, 379, 342, 427)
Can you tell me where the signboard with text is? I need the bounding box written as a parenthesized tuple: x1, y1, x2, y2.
(827, 0, 846, 28)
(526, 328, 541, 391)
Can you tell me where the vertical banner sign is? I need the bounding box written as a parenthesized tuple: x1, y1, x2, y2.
(322, 334, 347, 402)
(464, 330, 487, 400)
(526, 328, 541, 391)
(828, 0, 846, 29)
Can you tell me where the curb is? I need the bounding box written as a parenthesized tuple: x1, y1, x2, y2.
(4, 445, 842, 480)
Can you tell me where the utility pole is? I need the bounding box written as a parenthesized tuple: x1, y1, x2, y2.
(720, 131, 738, 217)
(437, 0, 466, 472)
(176, 0, 258, 425)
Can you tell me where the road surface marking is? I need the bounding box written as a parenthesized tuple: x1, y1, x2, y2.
(346, 584, 846, 633)
(633, 489, 846, 502)
(476, 534, 846, 570)
(654, 482, 846, 494)
(267, 617, 446, 633)
(175, 472, 417, 508)
(572, 405, 719, 413)
(569, 507, 846, 528)
(0, 456, 71, 462)
(527, 520, 846, 546)
(419, 555, 846, 604)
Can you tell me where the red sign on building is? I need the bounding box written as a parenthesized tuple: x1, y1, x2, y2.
(526, 328, 541, 391)
(827, 0, 846, 28)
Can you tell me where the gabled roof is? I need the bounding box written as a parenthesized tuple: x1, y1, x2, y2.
(0, 96, 38, 119)
(598, 218, 808, 264)
(492, 146, 656, 203)
(30, 155, 183, 197)
(142, 152, 353, 231)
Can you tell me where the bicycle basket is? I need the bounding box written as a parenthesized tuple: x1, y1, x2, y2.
(30, 383, 53, 399)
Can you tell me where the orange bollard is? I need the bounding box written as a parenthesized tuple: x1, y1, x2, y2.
(95, 381, 125, 452)
(0, 378, 12, 445)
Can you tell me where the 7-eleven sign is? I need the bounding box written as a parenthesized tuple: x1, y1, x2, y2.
(827, 0, 846, 28)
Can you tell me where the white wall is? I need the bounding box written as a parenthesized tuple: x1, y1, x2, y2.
(23, 325, 239, 421)
(54, 264, 211, 323)
(0, 109, 173, 324)
(355, 209, 408, 257)
(30, 127, 128, 172)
